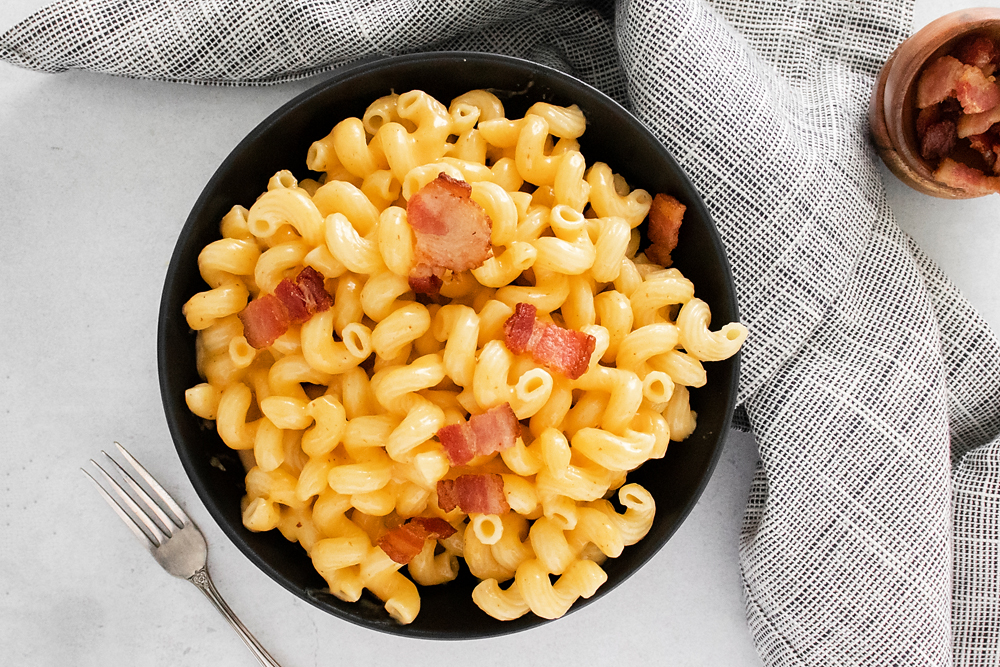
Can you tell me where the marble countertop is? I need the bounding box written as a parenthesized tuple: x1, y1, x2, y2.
(1, 1, 996, 665)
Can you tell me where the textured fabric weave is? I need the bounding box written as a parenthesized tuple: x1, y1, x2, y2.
(4, 1, 999, 664)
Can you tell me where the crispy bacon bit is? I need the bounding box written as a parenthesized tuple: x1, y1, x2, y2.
(955, 66, 1000, 114)
(958, 102, 1000, 138)
(968, 132, 1000, 173)
(407, 265, 444, 295)
(503, 302, 537, 353)
(437, 474, 510, 515)
(294, 266, 334, 313)
(915, 105, 938, 136)
(954, 35, 1000, 72)
(919, 119, 958, 161)
(239, 266, 333, 349)
(503, 303, 596, 380)
(274, 280, 311, 323)
(407, 174, 493, 295)
(437, 403, 520, 466)
(239, 294, 289, 349)
(933, 157, 1000, 195)
(645, 193, 685, 267)
(917, 56, 968, 108)
(377, 517, 457, 565)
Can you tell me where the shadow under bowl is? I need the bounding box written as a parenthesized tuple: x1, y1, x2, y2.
(158, 51, 741, 639)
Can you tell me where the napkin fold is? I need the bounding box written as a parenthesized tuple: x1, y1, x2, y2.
(6, 0, 999, 664)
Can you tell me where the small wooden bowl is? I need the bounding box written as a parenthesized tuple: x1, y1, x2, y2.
(870, 7, 1000, 198)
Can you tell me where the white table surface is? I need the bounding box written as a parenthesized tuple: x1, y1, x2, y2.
(1, 1, 996, 665)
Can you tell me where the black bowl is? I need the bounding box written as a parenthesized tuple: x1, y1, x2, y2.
(158, 51, 740, 639)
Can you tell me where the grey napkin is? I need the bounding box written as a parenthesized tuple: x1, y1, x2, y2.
(5, 1, 999, 664)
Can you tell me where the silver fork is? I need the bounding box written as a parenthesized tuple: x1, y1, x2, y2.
(83, 442, 282, 667)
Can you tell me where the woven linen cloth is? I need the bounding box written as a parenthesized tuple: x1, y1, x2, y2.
(5, 0, 999, 664)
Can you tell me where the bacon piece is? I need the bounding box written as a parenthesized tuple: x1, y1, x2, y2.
(503, 302, 536, 353)
(916, 100, 962, 136)
(407, 174, 493, 294)
(957, 102, 1000, 138)
(968, 133, 1000, 172)
(239, 267, 333, 348)
(919, 119, 958, 161)
(954, 35, 1000, 72)
(645, 193, 685, 267)
(407, 264, 444, 295)
(377, 517, 457, 565)
(917, 56, 968, 108)
(294, 266, 334, 313)
(933, 157, 1000, 195)
(436, 474, 510, 515)
(274, 280, 311, 323)
(437, 403, 520, 466)
(503, 303, 596, 380)
(238, 294, 289, 349)
(916, 105, 942, 137)
(955, 66, 1000, 114)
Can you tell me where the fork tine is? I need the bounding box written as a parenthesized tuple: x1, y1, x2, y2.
(114, 442, 192, 526)
(88, 459, 167, 546)
(102, 450, 178, 534)
(82, 467, 157, 547)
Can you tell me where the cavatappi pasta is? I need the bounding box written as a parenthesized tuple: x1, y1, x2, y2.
(182, 89, 748, 624)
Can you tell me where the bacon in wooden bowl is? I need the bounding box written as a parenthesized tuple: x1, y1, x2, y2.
(870, 7, 1000, 198)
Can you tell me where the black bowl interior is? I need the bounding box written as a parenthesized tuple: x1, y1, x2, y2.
(158, 52, 740, 639)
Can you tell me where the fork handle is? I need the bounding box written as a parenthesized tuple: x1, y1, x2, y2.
(189, 567, 283, 667)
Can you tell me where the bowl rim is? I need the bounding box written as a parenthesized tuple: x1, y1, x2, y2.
(157, 50, 742, 639)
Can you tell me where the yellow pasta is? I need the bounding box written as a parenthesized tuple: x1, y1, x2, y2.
(183, 89, 747, 625)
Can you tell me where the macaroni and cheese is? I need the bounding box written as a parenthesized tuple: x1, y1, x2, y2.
(182, 89, 748, 624)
